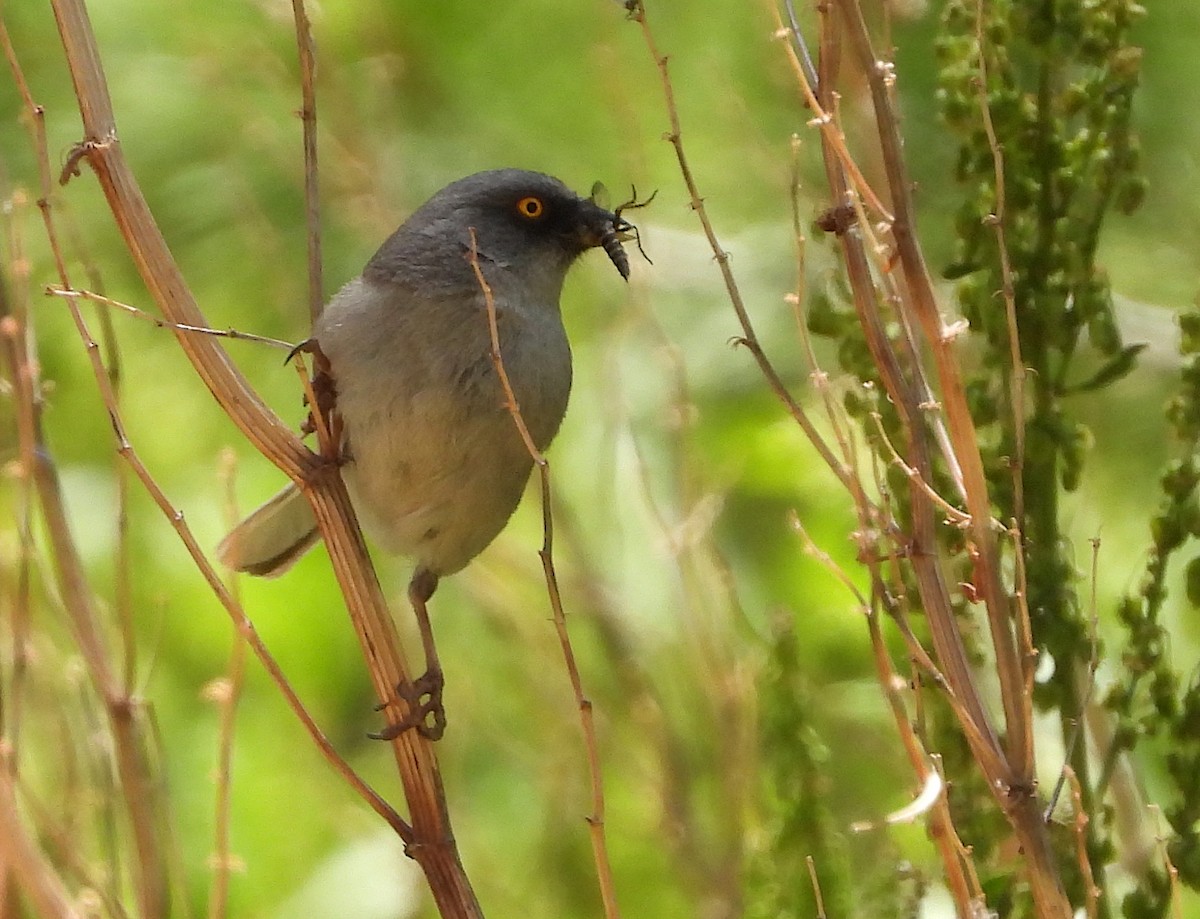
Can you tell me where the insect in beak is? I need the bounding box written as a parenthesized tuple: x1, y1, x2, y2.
(599, 219, 633, 280)
(587, 183, 657, 281)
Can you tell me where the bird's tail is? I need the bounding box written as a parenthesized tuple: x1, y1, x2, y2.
(217, 484, 319, 577)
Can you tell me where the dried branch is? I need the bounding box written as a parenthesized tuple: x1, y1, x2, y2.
(56, 267, 409, 843)
(3, 20, 169, 915)
(468, 232, 622, 919)
(46, 286, 296, 350)
(632, 0, 1071, 913)
(207, 451, 250, 919)
(628, 1, 855, 497)
(805, 856, 828, 919)
(45, 1, 482, 915)
(834, 0, 1033, 769)
(973, 0, 1026, 528)
(290, 0, 323, 323)
(1066, 768, 1100, 919)
(0, 756, 83, 919)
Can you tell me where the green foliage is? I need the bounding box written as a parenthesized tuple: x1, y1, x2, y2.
(4, 1, 1200, 918)
(1104, 301, 1200, 915)
(746, 617, 852, 919)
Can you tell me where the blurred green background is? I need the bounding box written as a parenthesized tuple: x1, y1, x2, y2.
(1, 1, 1198, 917)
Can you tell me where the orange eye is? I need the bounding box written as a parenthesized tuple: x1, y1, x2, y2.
(515, 196, 545, 219)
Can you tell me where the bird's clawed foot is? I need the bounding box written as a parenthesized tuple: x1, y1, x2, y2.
(369, 667, 446, 741)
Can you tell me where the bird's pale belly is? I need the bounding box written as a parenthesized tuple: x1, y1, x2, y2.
(340, 392, 540, 576)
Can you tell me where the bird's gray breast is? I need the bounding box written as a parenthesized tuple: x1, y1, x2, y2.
(310, 277, 572, 572)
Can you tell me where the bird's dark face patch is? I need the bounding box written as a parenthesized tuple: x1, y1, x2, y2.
(364, 169, 635, 291)
(459, 171, 634, 280)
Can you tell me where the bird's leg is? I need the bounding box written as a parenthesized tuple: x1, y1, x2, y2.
(370, 567, 446, 741)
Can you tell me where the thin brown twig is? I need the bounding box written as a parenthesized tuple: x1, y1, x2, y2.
(56, 254, 412, 845)
(289, 0, 323, 324)
(0, 17, 70, 284)
(929, 754, 987, 905)
(1148, 805, 1184, 919)
(1065, 767, 1100, 919)
(772, 6, 1071, 914)
(974, 0, 1027, 536)
(811, 3, 1005, 776)
(805, 856, 828, 919)
(16, 9, 400, 893)
(4, 21, 169, 916)
(835, 0, 1033, 777)
(468, 231, 622, 919)
(46, 4, 481, 913)
(0, 195, 37, 776)
(790, 511, 981, 916)
(769, 15, 893, 224)
(46, 286, 296, 350)
(779, 94, 980, 909)
(0, 752, 83, 919)
(14, 777, 134, 919)
(53, 181, 141, 696)
(865, 610, 977, 914)
(629, 0, 854, 496)
(973, 0, 1038, 743)
(838, 162, 969, 502)
(633, 1, 1017, 817)
(1045, 537, 1101, 819)
(292, 355, 336, 457)
(784, 135, 866, 501)
(800, 2, 1067, 912)
(207, 449, 249, 919)
(867, 411, 973, 527)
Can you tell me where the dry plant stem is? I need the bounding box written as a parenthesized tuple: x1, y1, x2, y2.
(13, 0, 405, 887)
(467, 237, 622, 919)
(0, 757, 83, 919)
(1149, 806, 1184, 919)
(772, 3, 969, 505)
(784, 139, 875, 522)
(869, 412, 972, 526)
(0, 221, 37, 772)
(47, 286, 295, 350)
(2, 15, 65, 778)
(834, 0, 1032, 768)
(792, 517, 978, 916)
(0, 19, 69, 284)
(56, 262, 409, 844)
(293, 358, 336, 454)
(16, 783, 135, 919)
(34, 454, 167, 915)
(0, 277, 40, 916)
(805, 856, 828, 919)
(825, 3, 1066, 913)
(47, 3, 480, 916)
(630, 2, 855, 496)
(208, 455, 248, 919)
(864, 605, 976, 916)
(4, 23, 168, 918)
(973, 0, 1026, 531)
(774, 1, 892, 223)
(812, 21, 1003, 775)
(289, 0, 323, 324)
(786, 113, 981, 911)
(208, 645, 246, 919)
(1066, 768, 1100, 919)
(1046, 539, 1101, 819)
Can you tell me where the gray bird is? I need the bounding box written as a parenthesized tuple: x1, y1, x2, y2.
(218, 169, 632, 738)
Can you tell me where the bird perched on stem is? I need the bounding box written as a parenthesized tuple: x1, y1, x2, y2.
(219, 169, 634, 739)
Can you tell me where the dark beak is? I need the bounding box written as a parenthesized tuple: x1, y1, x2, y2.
(577, 201, 634, 281)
